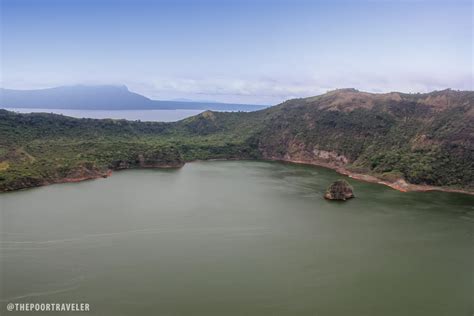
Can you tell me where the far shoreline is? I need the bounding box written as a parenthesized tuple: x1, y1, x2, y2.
(2, 159, 473, 196)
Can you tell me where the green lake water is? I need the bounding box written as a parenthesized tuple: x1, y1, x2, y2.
(1, 161, 473, 315)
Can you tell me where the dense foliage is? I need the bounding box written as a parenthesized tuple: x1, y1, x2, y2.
(1, 89, 473, 192)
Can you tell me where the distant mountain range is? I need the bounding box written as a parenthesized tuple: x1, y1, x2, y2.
(0, 85, 268, 111)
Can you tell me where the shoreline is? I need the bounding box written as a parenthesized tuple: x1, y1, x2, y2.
(1, 159, 473, 195)
(0, 164, 183, 193)
(272, 158, 474, 196)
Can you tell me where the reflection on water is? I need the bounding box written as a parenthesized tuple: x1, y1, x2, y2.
(1, 161, 473, 315)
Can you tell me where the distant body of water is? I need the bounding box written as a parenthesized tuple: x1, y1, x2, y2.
(1, 161, 473, 315)
(3, 108, 205, 122)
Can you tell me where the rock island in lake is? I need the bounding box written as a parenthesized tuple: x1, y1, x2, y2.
(324, 180, 355, 201)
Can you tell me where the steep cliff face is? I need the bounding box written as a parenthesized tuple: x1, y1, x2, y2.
(255, 89, 473, 190)
(260, 138, 350, 170)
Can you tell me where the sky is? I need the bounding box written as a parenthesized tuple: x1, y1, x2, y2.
(1, 0, 472, 105)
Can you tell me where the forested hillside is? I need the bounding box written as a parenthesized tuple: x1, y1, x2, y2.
(1, 89, 472, 192)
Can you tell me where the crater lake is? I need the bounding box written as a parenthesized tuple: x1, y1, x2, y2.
(1, 161, 473, 316)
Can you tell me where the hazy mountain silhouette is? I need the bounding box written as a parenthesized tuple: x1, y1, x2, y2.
(0, 85, 267, 111)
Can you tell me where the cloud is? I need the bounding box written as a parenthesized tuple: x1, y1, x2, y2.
(126, 71, 472, 104)
(2, 71, 471, 105)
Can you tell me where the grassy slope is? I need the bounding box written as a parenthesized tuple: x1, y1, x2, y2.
(0, 89, 472, 192)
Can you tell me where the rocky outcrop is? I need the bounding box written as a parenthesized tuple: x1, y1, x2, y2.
(0, 164, 111, 192)
(0, 151, 184, 192)
(324, 180, 355, 201)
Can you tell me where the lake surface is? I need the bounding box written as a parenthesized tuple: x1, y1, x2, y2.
(1, 161, 473, 315)
(3, 108, 204, 122)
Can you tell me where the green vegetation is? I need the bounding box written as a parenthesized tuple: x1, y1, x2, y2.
(1, 89, 473, 192)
